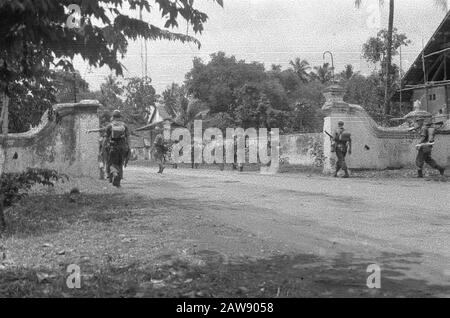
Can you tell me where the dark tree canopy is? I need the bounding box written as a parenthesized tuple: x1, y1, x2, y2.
(122, 76, 157, 127)
(0, 0, 223, 91)
(0, 0, 222, 132)
(53, 69, 90, 103)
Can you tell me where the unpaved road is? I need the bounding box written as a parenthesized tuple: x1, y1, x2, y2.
(122, 166, 450, 297)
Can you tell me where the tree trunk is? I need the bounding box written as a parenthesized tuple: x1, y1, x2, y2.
(384, 0, 394, 115)
(0, 193, 5, 232)
(2, 91, 9, 135)
(0, 90, 8, 231)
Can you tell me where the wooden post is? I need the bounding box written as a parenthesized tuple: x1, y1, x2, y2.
(444, 53, 449, 118)
(445, 52, 447, 81)
(445, 84, 449, 118)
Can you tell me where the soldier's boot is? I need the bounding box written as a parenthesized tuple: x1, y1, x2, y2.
(112, 172, 121, 187)
(239, 165, 243, 172)
(417, 170, 424, 178)
(333, 166, 340, 177)
(438, 167, 445, 176)
(343, 170, 350, 178)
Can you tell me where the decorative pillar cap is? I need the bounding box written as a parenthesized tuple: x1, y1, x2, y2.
(323, 85, 345, 103)
(402, 100, 432, 122)
(321, 84, 351, 114)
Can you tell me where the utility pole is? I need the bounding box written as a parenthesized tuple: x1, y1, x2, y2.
(323, 51, 335, 83)
(73, 71, 77, 103)
(399, 46, 403, 114)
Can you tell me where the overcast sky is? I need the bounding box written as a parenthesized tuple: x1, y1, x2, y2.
(74, 0, 449, 94)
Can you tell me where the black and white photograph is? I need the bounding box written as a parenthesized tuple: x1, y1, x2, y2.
(0, 0, 449, 302)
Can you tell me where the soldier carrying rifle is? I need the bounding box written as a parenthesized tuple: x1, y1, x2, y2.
(412, 117, 445, 178)
(325, 121, 352, 178)
(88, 110, 130, 187)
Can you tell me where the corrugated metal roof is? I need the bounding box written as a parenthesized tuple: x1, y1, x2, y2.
(402, 11, 450, 85)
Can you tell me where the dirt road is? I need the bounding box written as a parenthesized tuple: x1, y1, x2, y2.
(121, 166, 450, 297)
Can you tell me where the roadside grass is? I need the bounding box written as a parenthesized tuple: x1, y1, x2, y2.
(1, 175, 447, 297)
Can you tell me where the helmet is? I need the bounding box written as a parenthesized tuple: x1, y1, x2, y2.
(112, 109, 121, 119)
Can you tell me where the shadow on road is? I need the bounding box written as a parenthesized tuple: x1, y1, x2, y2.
(0, 249, 448, 297)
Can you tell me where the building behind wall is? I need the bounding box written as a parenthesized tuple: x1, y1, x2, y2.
(394, 11, 450, 120)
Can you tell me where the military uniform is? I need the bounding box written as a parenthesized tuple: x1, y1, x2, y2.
(415, 123, 445, 178)
(105, 113, 130, 187)
(154, 132, 167, 173)
(99, 135, 110, 180)
(333, 123, 351, 178)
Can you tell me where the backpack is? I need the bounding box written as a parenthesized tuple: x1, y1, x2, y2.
(336, 129, 351, 144)
(154, 134, 168, 152)
(111, 121, 126, 140)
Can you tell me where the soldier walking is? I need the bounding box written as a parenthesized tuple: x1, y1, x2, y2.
(333, 121, 352, 178)
(153, 127, 168, 173)
(414, 118, 445, 178)
(105, 110, 130, 187)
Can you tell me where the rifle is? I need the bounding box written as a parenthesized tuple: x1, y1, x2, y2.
(324, 131, 336, 152)
(324, 131, 334, 140)
(87, 127, 107, 134)
(415, 142, 435, 150)
(124, 148, 131, 167)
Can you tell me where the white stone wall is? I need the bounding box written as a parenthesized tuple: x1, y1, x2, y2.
(0, 100, 100, 177)
(322, 87, 450, 173)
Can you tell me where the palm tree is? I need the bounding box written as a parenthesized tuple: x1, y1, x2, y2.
(312, 63, 334, 84)
(289, 58, 311, 83)
(355, 0, 448, 115)
(340, 64, 355, 81)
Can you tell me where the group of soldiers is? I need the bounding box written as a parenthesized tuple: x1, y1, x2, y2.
(90, 113, 170, 188)
(329, 118, 445, 179)
(89, 111, 446, 186)
(89, 110, 131, 187)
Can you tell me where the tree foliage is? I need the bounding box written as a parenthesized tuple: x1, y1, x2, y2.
(0, 0, 223, 90)
(186, 52, 268, 113)
(362, 28, 410, 65)
(289, 58, 311, 84)
(122, 76, 156, 127)
(0, 0, 222, 133)
(97, 75, 124, 126)
(53, 69, 90, 103)
(0, 168, 69, 230)
(183, 52, 332, 132)
(311, 63, 334, 84)
(7, 76, 56, 133)
(161, 83, 189, 119)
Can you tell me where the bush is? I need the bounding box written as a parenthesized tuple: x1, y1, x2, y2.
(0, 168, 69, 230)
